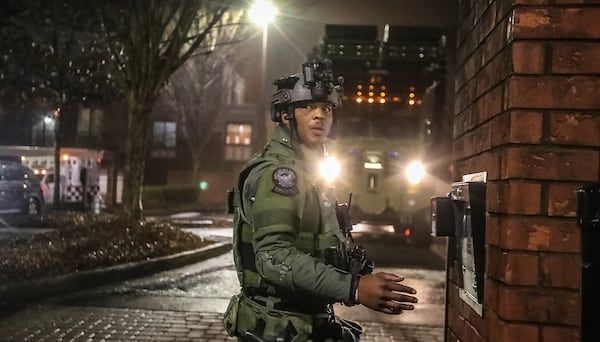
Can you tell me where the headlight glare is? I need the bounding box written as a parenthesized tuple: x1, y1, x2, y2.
(405, 161, 425, 184)
(319, 157, 340, 183)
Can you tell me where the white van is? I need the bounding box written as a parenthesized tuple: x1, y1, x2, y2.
(29, 154, 100, 205)
(38, 172, 66, 204)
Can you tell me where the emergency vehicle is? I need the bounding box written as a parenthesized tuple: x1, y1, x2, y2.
(0, 146, 103, 205)
(322, 107, 435, 247)
(314, 24, 447, 247)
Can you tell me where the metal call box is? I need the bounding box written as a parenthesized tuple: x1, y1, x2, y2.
(431, 181, 486, 315)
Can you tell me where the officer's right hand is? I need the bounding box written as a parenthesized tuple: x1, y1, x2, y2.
(356, 272, 418, 315)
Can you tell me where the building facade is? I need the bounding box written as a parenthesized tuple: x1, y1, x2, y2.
(146, 58, 261, 209)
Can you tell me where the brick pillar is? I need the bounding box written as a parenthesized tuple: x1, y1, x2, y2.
(450, 1, 600, 341)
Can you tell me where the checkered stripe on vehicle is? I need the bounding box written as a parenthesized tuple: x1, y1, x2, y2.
(64, 185, 100, 202)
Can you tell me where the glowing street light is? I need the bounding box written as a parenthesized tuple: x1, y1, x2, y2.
(249, 0, 277, 28)
(37, 113, 56, 146)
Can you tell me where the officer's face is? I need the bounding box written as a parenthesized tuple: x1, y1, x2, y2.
(293, 102, 333, 149)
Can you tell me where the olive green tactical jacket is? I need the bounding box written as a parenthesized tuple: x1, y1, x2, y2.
(239, 125, 353, 304)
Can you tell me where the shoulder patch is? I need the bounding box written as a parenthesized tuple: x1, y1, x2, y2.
(271, 167, 299, 196)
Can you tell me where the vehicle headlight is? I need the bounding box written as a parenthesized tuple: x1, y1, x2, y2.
(319, 156, 340, 184)
(405, 161, 425, 184)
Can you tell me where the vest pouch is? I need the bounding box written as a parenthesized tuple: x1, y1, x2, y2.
(223, 294, 241, 336)
(227, 189, 235, 214)
(237, 294, 313, 342)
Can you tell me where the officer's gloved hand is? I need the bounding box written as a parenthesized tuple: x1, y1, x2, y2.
(356, 272, 418, 315)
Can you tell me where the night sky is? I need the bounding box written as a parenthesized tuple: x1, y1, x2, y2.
(239, 0, 458, 102)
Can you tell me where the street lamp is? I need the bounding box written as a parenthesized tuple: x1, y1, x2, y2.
(249, 0, 277, 146)
(249, 0, 277, 28)
(33, 114, 55, 146)
(43, 115, 54, 145)
(53, 108, 61, 209)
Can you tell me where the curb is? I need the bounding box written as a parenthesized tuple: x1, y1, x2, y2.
(0, 241, 232, 309)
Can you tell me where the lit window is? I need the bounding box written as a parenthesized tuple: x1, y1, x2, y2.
(226, 124, 252, 146)
(153, 121, 177, 148)
(225, 123, 253, 161)
(77, 108, 103, 137)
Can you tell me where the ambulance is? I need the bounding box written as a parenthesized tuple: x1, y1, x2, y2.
(0, 146, 103, 205)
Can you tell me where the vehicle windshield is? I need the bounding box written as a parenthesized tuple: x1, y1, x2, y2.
(336, 115, 420, 140)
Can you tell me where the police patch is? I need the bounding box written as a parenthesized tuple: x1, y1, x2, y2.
(272, 167, 299, 196)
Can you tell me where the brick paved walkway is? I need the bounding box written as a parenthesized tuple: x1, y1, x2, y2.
(0, 305, 444, 342)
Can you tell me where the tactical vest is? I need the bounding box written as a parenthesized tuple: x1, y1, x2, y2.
(224, 142, 363, 341)
(228, 152, 350, 302)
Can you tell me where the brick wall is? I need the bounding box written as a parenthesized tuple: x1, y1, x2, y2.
(450, 0, 600, 341)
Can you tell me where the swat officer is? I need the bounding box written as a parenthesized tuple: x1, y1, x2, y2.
(224, 60, 418, 342)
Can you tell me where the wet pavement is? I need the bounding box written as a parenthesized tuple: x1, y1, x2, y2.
(0, 305, 443, 342)
(0, 212, 446, 341)
(0, 249, 445, 342)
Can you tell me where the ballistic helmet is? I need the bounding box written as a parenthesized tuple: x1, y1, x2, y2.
(271, 59, 343, 122)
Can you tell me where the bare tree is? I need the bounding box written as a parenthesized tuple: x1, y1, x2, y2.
(159, 0, 321, 182)
(94, 0, 242, 220)
(161, 9, 252, 182)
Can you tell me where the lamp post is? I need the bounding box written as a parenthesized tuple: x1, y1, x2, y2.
(43, 115, 53, 145)
(249, 0, 277, 147)
(53, 108, 61, 209)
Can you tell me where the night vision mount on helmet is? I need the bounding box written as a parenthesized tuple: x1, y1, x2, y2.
(271, 59, 344, 122)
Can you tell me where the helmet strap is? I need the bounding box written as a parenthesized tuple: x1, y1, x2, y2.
(284, 105, 305, 159)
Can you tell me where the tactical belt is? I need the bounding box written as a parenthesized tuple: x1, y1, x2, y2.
(247, 293, 332, 316)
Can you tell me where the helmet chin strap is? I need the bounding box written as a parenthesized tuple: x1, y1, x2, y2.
(282, 106, 305, 159)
